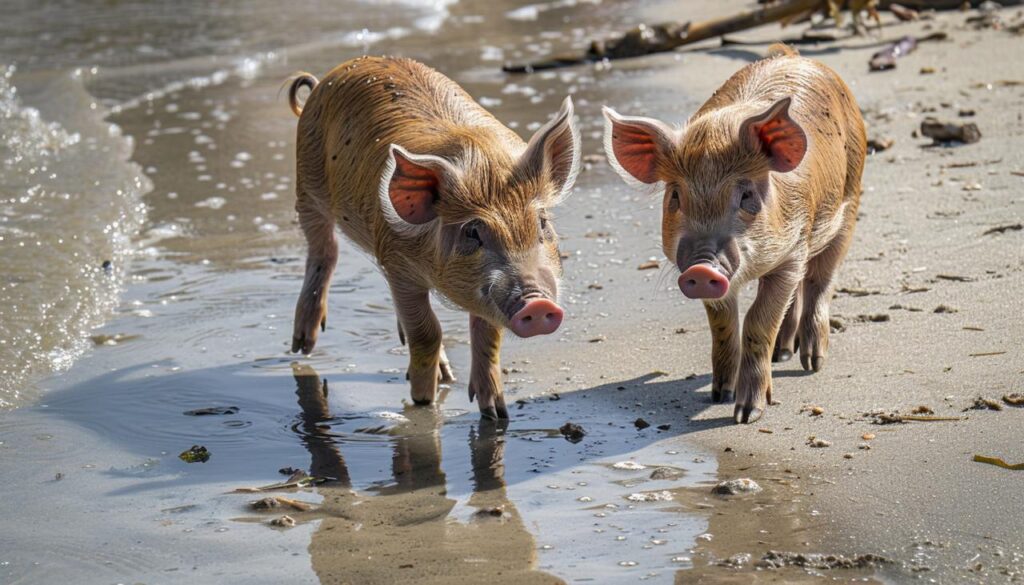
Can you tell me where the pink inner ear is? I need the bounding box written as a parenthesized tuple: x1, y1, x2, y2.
(754, 116, 807, 173)
(389, 154, 439, 225)
(611, 123, 660, 184)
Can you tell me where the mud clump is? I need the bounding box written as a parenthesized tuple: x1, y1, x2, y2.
(633, 418, 651, 430)
(559, 422, 586, 443)
(757, 550, 892, 570)
(966, 397, 1003, 411)
(270, 515, 296, 528)
(178, 445, 210, 463)
(712, 478, 762, 496)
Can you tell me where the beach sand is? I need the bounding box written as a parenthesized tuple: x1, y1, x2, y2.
(0, 1, 1022, 583)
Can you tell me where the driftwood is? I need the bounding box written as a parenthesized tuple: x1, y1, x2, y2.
(503, 0, 1021, 74)
(920, 117, 982, 143)
(503, 0, 823, 73)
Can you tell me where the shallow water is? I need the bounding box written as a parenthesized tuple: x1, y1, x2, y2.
(0, 1, 828, 583)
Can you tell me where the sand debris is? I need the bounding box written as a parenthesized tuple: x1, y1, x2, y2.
(712, 478, 762, 495)
(757, 550, 892, 570)
(921, 117, 982, 144)
(627, 490, 674, 502)
(250, 496, 315, 512)
(183, 406, 238, 416)
(973, 455, 1024, 471)
(649, 467, 684, 481)
(178, 445, 210, 464)
(233, 470, 326, 493)
(966, 397, 1003, 411)
(1003, 393, 1024, 407)
(269, 515, 296, 528)
(559, 422, 586, 443)
(983, 223, 1023, 236)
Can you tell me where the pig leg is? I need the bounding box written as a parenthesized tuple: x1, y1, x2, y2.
(397, 319, 454, 383)
(703, 296, 740, 404)
(772, 287, 802, 363)
(390, 279, 444, 405)
(291, 198, 338, 354)
(799, 221, 856, 372)
(735, 265, 804, 424)
(468, 315, 508, 420)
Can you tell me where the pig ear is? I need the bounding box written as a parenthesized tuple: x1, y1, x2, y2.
(602, 106, 678, 186)
(379, 144, 456, 235)
(520, 96, 581, 206)
(740, 97, 807, 173)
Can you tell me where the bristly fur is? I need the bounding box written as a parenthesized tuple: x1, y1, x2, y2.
(288, 56, 579, 418)
(602, 48, 866, 424)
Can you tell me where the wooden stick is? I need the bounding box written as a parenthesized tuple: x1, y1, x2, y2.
(503, 0, 824, 73)
(503, 0, 1022, 74)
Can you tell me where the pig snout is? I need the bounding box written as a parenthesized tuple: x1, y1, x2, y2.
(678, 263, 730, 299)
(509, 298, 564, 338)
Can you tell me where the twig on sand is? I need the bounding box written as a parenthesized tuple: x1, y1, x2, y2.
(868, 32, 947, 71)
(973, 455, 1024, 470)
(503, 0, 1013, 73)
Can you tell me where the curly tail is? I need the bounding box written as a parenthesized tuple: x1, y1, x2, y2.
(766, 43, 799, 59)
(286, 72, 319, 117)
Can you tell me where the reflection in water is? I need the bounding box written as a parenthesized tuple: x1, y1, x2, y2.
(291, 364, 562, 584)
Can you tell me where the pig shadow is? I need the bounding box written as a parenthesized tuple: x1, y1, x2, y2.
(38, 358, 733, 497)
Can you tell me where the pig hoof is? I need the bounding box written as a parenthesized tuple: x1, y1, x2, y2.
(772, 348, 793, 363)
(800, 354, 825, 372)
(711, 387, 734, 403)
(412, 397, 433, 406)
(438, 362, 455, 384)
(495, 395, 509, 419)
(291, 335, 316, 355)
(479, 406, 499, 421)
(733, 404, 763, 424)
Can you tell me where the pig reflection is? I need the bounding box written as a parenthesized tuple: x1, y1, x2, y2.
(287, 57, 580, 419)
(290, 364, 559, 584)
(604, 45, 866, 424)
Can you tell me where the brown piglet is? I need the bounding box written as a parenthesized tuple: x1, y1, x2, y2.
(603, 45, 866, 423)
(286, 57, 580, 419)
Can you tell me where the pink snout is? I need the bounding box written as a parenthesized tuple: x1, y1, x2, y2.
(509, 299, 564, 338)
(678, 263, 729, 299)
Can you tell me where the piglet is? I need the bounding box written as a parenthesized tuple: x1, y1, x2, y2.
(603, 45, 866, 423)
(286, 57, 580, 419)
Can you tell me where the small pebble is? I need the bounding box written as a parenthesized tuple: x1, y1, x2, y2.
(712, 478, 762, 495)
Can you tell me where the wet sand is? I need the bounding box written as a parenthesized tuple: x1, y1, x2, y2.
(1, 1, 1023, 583)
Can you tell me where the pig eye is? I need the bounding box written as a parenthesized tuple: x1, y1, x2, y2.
(739, 189, 761, 214)
(667, 188, 681, 212)
(460, 220, 484, 251)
